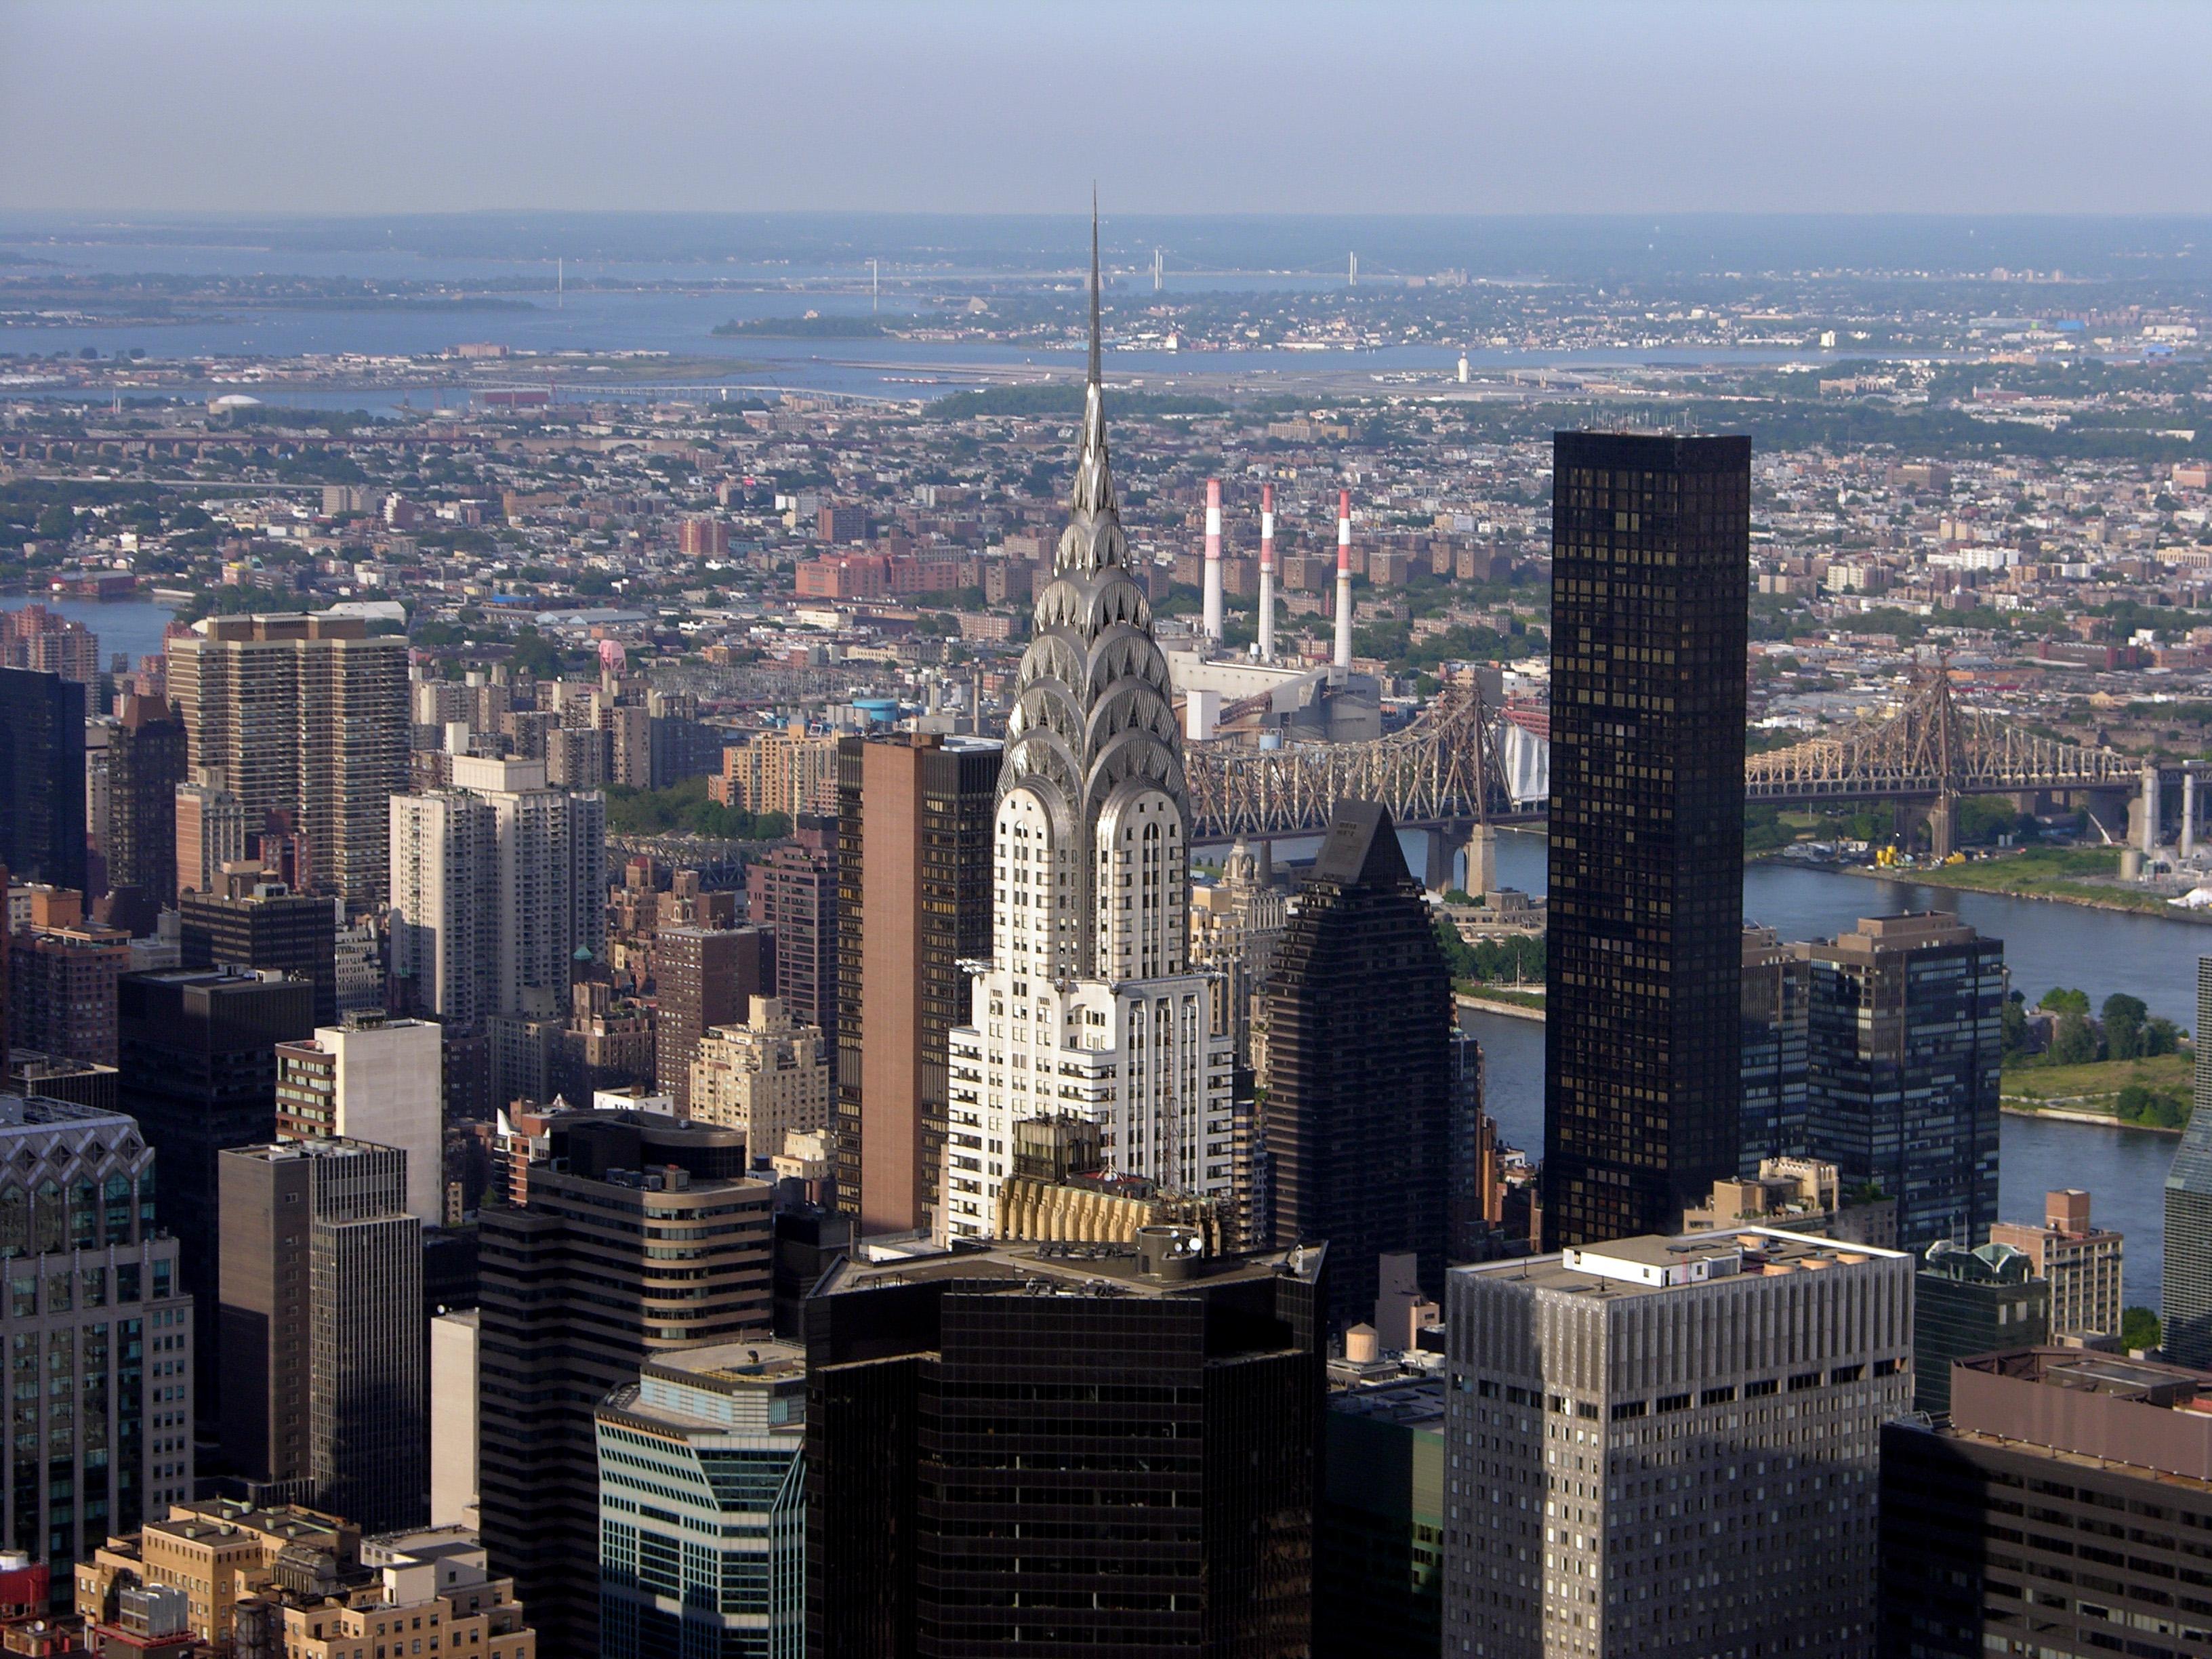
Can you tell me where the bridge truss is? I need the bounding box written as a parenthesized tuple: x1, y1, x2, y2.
(1185, 683, 1522, 841)
(1183, 660, 2135, 855)
(1743, 661, 2135, 809)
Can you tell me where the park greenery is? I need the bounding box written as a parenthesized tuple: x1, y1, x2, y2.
(2001, 989, 2192, 1128)
(603, 776, 791, 842)
(1432, 914, 1544, 987)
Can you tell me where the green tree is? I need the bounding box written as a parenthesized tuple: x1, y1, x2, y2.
(1999, 994, 2032, 1060)
(1431, 914, 1478, 981)
(2102, 993, 2149, 1061)
(2049, 1011, 2101, 1066)
(2144, 1017, 2184, 1057)
(2121, 1306, 2163, 1353)
(2038, 987, 2091, 1017)
(33, 504, 73, 540)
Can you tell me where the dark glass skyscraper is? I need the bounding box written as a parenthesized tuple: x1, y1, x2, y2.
(2163, 956, 2212, 1368)
(1265, 801, 1452, 1328)
(117, 965, 316, 1433)
(105, 693, 186, 905)
(0, 666, 87, 894)
(1542, 432, 1750, 1248)
(1804, 912, 2004, 1254)
(805, 1234, 1324, 1658)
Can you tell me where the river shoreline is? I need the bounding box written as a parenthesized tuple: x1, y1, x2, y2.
(2000, 1101, 2185, 1134)
(1454, 991, 1545, 1023)
(1823, 860, 2212, 924)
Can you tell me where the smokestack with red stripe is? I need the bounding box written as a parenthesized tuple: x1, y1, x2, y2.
(1258, 483, 1276, 661)
(1332, 489, 1355, 670)
(1202, 477, 1224, 642)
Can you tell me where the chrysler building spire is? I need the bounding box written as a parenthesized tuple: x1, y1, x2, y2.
(1069, 190, 1117, 531)
(939, 205, 1233, 1244)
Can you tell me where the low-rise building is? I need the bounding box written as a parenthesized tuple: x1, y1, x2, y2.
(1912, 1238, 2051, 1415)
(1881, 1348, 2212, 1657)
(1684, 1155, 1898, 1247)
(1990, 1187, 2126, 1339)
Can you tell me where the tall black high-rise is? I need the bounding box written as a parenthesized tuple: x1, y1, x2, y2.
(805, 1234, 1325, 1659)
(117, 965, 316, 1433)
(106, 694, 187, 905)
(1265, 801, 1452, 1328)
(0, 666, 87, 894)
(1542, 432, 1751, 1248)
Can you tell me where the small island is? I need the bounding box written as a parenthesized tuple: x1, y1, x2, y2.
(712, 314, 887, 338)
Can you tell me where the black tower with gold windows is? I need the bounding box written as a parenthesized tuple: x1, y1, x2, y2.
(1542, 432, 1750, 1248)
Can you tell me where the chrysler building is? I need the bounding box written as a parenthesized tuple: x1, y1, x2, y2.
(941, 211, 1235, 1240)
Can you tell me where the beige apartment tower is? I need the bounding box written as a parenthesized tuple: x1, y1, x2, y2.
(167, 615, 407, 908)
(688, 996, 831, 1163)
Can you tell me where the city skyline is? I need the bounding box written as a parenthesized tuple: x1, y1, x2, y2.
(5, 12, 2212, 1647)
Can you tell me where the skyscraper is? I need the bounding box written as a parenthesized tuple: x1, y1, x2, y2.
(8, 889, 131, 1067)
(596, 1341, 808, 1659)
(0, 668, 87, 895)
(117, 966, 316, 1431)
(1881, 1347, 2212, 1659)
(478, 1110, 773, 1657)
(1911, 1239, 2049, 1415)
(1738, 923, 1809, 1171)
(387, 755, 606, 1105)
(1187, 838, 1287, 1071)
(0, 1095, 197, 1585)
(173, 768, 251, 899)
(216, 1138, 426, 1532)
(689, 996, 832, 1165)
(2163, 956, 2212, 1368)
(1542, 431, 1750, 1247)
(1443, 1229, 1912, 1658)
(653, 924, 773, 1116)
(747, 820, 838, 1060)
(104, 695, 186, 905)
(178, 865, 339, 1027)
(941, 221, 1234, 1244)
(805, 1232, 1325, 1658)
(1804, 912, 2003, 1253)
(274, 1014, 445, 1227)
(166, 614, 407, 909)
(1264, 801, 1452, 1328)
(833, 732, 997, 1237)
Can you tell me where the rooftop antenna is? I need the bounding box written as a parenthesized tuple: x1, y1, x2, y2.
(1349, 250, 1357, 287)
(1153, 247, 1163, 293)
(870, 258, 879, 314)
(1089, 185, 1102, 386)
(557, 257, 564, 310)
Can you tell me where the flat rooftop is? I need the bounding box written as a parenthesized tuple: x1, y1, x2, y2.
(1461, 1227, 1904, 1300)
(0, 1095, 134, 1131)
(1966, 1347, 2212, 1408)
(1328, 1378, 1447, 1431)
(815, 1237, 1324, 1301)
(646, 1338, 806, 1385)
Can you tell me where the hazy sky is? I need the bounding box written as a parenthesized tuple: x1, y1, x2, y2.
(5, 0, 2208, 217)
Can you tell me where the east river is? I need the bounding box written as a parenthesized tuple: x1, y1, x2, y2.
(1456, 829, 2200, 1314)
